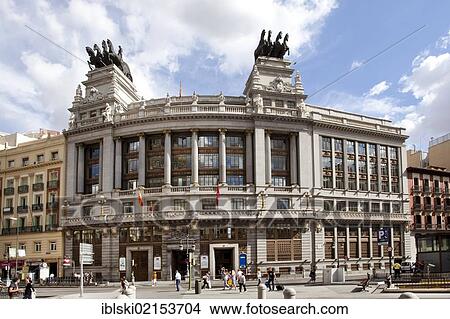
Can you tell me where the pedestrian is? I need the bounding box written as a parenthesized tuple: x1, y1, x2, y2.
(175, 270, 181, 291)
(202, 272, 211, 289)
(231, 270, 237, 290)
(257, 268, 262, 286)
(222, 270, 229, 290)
(267, 267, 276, 291)
(23, 277, 35, 299)
(238, 273, 247, 293)
(8, 278, 20, 299)
(309, 265, 316, 283)
(120, 276, 129, 294)
(393, 262, 401, 279)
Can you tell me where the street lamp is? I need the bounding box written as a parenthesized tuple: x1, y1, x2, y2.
(179, 235, 196, 290)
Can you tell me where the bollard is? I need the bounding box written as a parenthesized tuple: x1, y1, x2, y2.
(283, 287, 296, 299)
(257, 284, 267, 299)
(399, 292, 419, 299)
(195, 279, 201, 294)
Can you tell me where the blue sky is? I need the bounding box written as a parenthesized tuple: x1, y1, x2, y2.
(0, 0, 449, 150)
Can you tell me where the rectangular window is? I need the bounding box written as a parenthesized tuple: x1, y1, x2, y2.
(8, 160, 15, 168)
(346, 140, 355, 154)
(382, 203, 390, 213)
(198, 154, 218, 168)
(198, 135, 218, 147)
(348, 179, 357, 190)
(226, 175, 244, 185)
(199, 175, 218, 186)
(172, 175, 191, 186)
(336, 177, 344, 189)
(277, 198, 290, 209)
(389, 147, 397, 159)
(128, 141, 139, 153)
(226, 154, 244, 169)
(51, 151, 59, 160)
(360, 202, 369, 212)
(323, 176, 332, 189)
(336, 201, 346, 211)
(368, 144, 376, 157)
(232, 198, 245, 210)
(173, 199, 187, 211)
(148, 156, 164, 170)
(22, 157, 29, 166)
(6, 179, 14, 188)
(321, 137, 331, 151)
(392, 203, 400, 213)
(348, 201, 358, 211)
(322, 156, 332, 170)
(173, 136, 191, 148)
(127, 180, 137, 190)
(271, 139, 288, 150)
(380, 162, 388, 175)
(172, 154, 191, 169)
(272, 176, 287, 186)
(348, 158, 356, 173)
(49, 171, 59, 181)
(34, 242, 42, 252)
(127, 159, 138, 173)
(35, 174, 44, 183)
(202, 199, 216, 210)
(323, 200, 334, 211)
(225, 136, 244, 148)
(20, 176, 28, 186)
(334, 139, 343, 152)
(50, 242, 57, 251)
(275, 100, 284, 108)
(272, 155, 287, 170)
(370, 179, 378, 192)
(335, 157, 343, 172)
(371, 203, 380, 212)
(380, 146, 387, 158)
(88, 164, 100, 178)
(358, 142, 366, 155)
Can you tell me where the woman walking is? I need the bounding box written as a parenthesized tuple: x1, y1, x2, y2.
(23, 277, 35, 299)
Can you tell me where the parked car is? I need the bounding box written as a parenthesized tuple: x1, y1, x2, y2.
(401, 261, 413, 273)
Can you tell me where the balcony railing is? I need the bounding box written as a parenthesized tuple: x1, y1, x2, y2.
(32, 183, 44, 192)
(411, 185, 420, 193)
(3, 207, 14, 214)
(47, 202, 59, 209)
(423, 186, 431, 193)
(17, 206, 29, 214)
(45, 224, 59, 231)
(413, 204, 422, 210)
(18, 185, 29, 194)
(445, 206, 450, 212)
(424, 204, 432, 211)
(32, 203, 44, 211)
(47, 180, 59, 189)
(4, 187, 14, 196)
(20, 226, 43, 233)
(434, 187, 441, 195)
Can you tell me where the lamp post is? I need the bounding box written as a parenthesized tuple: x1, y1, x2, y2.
(8, 217, 19, 277)
(179, 234, 195, 291)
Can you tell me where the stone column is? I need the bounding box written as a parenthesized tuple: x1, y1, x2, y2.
(345, 225, 350, 260)
(102, 135, 114, 193)
(191, 129, 199, 186)
(355, 141, 360, 190)
(254, 128, 265, 188)
(331, 138, 336, 189)
(114, 138, 122, 189)
(357, 227, 362, 258)
(77, 143, 84, 194)
(66, 142, 77, 197)
(138, 134, 146, 187)
(333, 226, 338, 261)
(219, 129, 227, 184)
(290, 133, 297, 185)
(164, 130, 171, 186)
(265, 132, 271, 185)
(245, 130, 253, 185)
(369, 226, 373, 257)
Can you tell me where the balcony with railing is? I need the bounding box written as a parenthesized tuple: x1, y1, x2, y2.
(445, 205, 450, 212)
(17, 205, 29, 214)
(32, 203, 44, 212)
(18, 185, 29, 194)
(411, 185, 421, 193)
(4, 187, 14, 196)
(45, 224, 59, 231)
(20, 226, 43, 233)
(412, 203, 423, 211)
(47, 202, 60, 210)
(444, 188, 450, 196)
(424, 204, 433, 211)
(433, 187, 441, 196)
(423, 186, 431, 194)
(47, 180, 59, 189)
(3, 207, 14, 214)
(32, 183, 44, 192)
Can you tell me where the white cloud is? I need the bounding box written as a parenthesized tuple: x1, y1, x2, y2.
(367, 80, 390, 96)
(350, 60, 363, 70)
(0, 0, 338, 132)
(436, 29, 450, 49)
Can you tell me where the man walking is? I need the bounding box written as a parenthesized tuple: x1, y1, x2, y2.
(175, 270, 181, 291)
(238, 273, 247, 293)
(267, 267, 276, 291)
(393, 262, 401, 279)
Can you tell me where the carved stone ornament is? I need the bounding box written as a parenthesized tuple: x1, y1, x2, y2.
(267, 76, 292, 93)
(253, 93, 263, 113)
(102, 103, 114, 123)
(68, 112, 76, 128)
(218, 91, 225, 105)
(192, 91, 198, 105)
(83, 86, 104, 103)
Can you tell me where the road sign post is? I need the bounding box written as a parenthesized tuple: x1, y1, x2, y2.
(79, 243, 94, 298)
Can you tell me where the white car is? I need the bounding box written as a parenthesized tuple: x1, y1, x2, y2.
(401, 261, 413, 273)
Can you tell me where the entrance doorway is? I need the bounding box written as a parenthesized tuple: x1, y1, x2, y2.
(171, 250, 188, 280)
(131, 251, 148, 281)
(214, 248, 234, 279)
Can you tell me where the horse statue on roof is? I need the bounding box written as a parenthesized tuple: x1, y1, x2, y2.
(106, 39, 133, 82)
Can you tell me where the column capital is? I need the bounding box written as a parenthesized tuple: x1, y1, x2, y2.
(265, 130, 272, 136)
(75, 142, 84, 147)
(190, 128, 199, 133)
(218, 128, 227, 134)
(289, 131, 298, 137)
(245, 129, 254, 135)
(163, 129, 171, 134)
(138, 133, 146, 138)
(113, 136, 121, 141)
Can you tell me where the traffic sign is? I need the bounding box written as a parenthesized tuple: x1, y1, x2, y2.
(63, 257, 71, 267)
(377, 228, 390, 246)
(239, 252, 247, 269)
(79, 243, 94, 265)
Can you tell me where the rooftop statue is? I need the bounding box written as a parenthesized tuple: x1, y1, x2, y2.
(253, 29, 289, 60)
(86, 39, 133, 82)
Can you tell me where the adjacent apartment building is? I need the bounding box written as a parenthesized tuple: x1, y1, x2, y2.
(0, 131, 65, 279)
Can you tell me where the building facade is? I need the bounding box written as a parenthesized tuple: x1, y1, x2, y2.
(407, 166, 450, 272)
(0, 132, 65, 279)
(62, 57, 411, 282)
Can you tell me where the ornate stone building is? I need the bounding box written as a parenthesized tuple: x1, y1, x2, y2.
(62, 57, 411, 282)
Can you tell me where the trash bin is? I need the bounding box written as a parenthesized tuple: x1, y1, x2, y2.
(195, 279, 201, 294)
